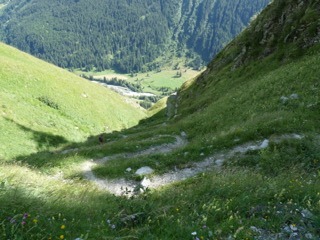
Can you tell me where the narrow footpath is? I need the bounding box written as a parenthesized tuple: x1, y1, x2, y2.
(82, 133, 303, 196)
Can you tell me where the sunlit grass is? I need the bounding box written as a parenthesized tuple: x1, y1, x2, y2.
(0, 43, 146, 160)
(1, 163, 319, 239)
(175, 49, 320, 149)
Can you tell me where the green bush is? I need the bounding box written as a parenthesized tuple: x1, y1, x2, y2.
(37, 96, 59, 110)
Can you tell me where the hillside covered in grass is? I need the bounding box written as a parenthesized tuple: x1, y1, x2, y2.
(0, 0, 320, 239)
(170, 0, 320, 144)
(0, 43, 146, 160)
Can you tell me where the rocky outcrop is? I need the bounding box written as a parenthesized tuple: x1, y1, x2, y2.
(230, 0, 320, 70)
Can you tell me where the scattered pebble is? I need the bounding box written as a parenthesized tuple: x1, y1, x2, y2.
(290, 224, 298, 231)
(61, 148, 78, 154)
(250, 226, 261, 233)
(181, 131, 187, 137)
(260, 139, 269, 149)
(280, 93, 299, 104)
(280, 96, 289, 103)
(301, 209, 313, 219)
(215, 159, 224, 167)
(141, 177, 151, 188)
(290, 93, 299, 99)
(289, 232, 299, 239)
(305, 233, 313, 239)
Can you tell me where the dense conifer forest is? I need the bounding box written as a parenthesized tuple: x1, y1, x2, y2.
(0, 0, 269, 72)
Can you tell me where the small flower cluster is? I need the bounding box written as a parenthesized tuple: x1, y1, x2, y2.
(191, 225, 213, 240)
(0, 211, 81, 240)
(7, 212, 30, 226)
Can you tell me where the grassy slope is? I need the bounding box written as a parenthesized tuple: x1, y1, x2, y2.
(174, 0, 320, 147)
(0, 0, 320, 239)
(175, 50, 320, 149)
(90, 45, 320, 180)
(0, 43, 146, 160)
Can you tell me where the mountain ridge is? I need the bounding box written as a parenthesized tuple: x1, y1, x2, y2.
(0, 0, 269, 72)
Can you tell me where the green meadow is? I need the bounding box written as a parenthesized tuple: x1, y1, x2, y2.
(75, 64, 203, 96)
(0, 43, 146, 160)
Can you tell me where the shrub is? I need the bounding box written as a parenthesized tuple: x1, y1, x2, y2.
(37, 96, 59, 110)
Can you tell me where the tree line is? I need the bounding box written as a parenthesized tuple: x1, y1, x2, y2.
(0, 0, 270, 73)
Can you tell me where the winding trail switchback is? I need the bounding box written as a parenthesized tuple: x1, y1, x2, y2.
(82, 133, 303, 196)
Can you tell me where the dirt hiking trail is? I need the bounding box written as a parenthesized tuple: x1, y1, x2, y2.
(82, 133, 303, 197)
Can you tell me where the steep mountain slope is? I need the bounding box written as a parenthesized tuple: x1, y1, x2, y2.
(171, 0, 270, 62)
(0, 0, 269, 72)
(0, 42, 146, 160)
(172, 0, 320, 145)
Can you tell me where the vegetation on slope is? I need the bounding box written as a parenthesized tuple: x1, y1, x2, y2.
(0, 0, 320, 239)
(0, 0, 269, 72)
(174, 0, 320, 145)
(0, 42, 146, 160)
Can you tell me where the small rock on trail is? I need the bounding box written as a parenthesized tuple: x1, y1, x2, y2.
(135, 166, 154, 176)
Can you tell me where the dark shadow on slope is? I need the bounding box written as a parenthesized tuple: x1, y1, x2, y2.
(10, 106, 179, 170)
(4, 117, 69, 151)
(4, 92, 183, 170)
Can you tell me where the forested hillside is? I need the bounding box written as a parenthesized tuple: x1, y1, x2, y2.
(0, 0, 269, 73)
(171, 0, 270, 62)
